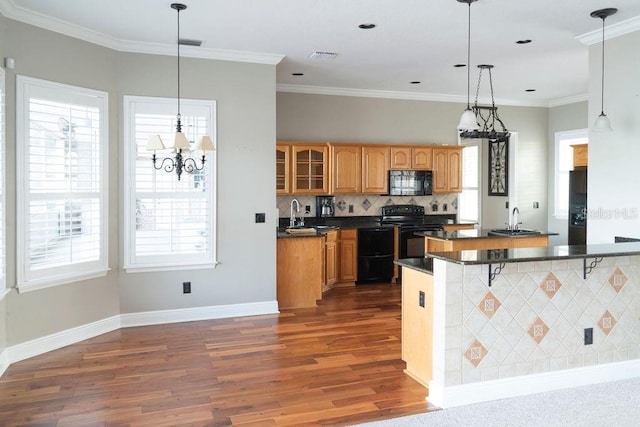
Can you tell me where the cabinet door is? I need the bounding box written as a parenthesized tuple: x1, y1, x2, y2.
(325, 240, 337, 286)
(331, 145, 361, 193)
(412, 147, 433, 169)
(276, 144, 290, 194)
(292, 145, 329, 194)
(338, 229, 357, 282)
(362, 146, 390, 194)
(432, 148, 449, 193)
(390, 147, 411, 169)
(572, 144, 588, 168)
(447, 148, 462, 193)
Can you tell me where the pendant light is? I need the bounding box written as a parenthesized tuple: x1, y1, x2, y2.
(146, 3, 215, 181)
(457, 0, 479, 131)
(591, 7, 617, 133)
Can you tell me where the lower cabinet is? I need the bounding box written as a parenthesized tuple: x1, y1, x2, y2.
(401, 267, 433, 387)
(324, 230, 338, 288)
(277, 236, 323, 309)
(338, 229, 358, 283)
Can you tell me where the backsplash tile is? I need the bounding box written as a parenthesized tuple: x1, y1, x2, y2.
(277, 193, 458, 218)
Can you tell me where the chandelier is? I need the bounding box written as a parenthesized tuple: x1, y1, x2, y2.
(146, 3, 214, 181)
(459, 64, 510, 143)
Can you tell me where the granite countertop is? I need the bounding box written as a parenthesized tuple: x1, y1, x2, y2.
(416, 229, 558, 240)
(425, 241, 640, 265)
(394, 258, 433, 274)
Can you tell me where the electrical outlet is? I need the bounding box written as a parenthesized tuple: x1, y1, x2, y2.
(533, 202, 539, 209)
(584, 327, 593, 345)
(505, 201, 509, 209)
(349, 205, 354, 213)
(305, 205, 311, 214)
(419, 291, 425, 308)
(183, 281, 191, 294)
(255, 213, 265, 223)
(442, 203, 448, 212)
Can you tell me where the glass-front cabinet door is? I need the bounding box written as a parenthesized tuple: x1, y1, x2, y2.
(276, 144, 290, 194)
(292, 145, 328, 194)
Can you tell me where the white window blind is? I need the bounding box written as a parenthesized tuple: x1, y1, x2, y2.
(459, 142, 480, 224)
(124, 96, 216, 271)
(16, 76, 108, 292)
(0, 67, 6, 299)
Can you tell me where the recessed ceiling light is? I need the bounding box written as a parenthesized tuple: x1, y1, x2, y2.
(516, 39, 532, 44)
(410, 81, 421, 84)
(454, 64, 467, 68)
(308, 51, 338, 60)
(525, 89, 536, 92)
(292, 72, 304, 76)
(358, 23, 376, 29)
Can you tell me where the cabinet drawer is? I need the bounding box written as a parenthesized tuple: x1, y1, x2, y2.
(339, 229, 357, 239)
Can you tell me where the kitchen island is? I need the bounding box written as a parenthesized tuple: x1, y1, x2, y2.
(418, 228, 558, 252)
(395, 242, 640, 408)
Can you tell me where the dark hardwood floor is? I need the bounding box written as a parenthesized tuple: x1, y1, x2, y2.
(0, 283, 437, 426)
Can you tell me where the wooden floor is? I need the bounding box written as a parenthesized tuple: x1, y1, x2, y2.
(0, 283, 438, 426)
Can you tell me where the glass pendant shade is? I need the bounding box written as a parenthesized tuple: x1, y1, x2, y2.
(593, 112, 612, 132)
(458, 108, 479, 131)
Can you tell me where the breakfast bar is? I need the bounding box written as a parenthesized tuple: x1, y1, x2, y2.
(395, 242, 640, 408)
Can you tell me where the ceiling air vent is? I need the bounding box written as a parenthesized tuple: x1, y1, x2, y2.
(179, 38, 203, 47)
(308, 51, 338, 60)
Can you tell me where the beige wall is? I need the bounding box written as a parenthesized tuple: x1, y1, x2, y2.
(0, 14, 7, 357)
(276, 92, 550, 231)
(0, 17, 277, 346)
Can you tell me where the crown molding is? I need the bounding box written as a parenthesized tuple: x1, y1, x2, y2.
(0, 0, 284, 65)
(276, 84, 549, 107)
(576, 15, 640, 45)
(547, 93, 589, 108)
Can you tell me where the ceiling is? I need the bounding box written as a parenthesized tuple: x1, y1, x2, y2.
(3, 0, 640, 107)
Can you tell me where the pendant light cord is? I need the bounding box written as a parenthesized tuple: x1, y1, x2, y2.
(466, 2, 471, 109)
(600, 17, 605, 115)
(176, 5, 182, 131)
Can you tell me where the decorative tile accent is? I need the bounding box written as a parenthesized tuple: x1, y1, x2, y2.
(408, 198, 416, 205)
(464, 339, 488, 367)
(361, 198, 371, 211)
(540, 272, 562, 298)
(384, 198, 393, 205)
(336, 200, 346, 211)
(451, 197, 458, 209)
(527, 317, 549, 344)
(608, 267, 627, 293)
(598, 310, 617, 335)
(478, 291, 501, 319)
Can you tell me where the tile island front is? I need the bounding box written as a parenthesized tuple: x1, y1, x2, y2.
(395, 242, 640, 408)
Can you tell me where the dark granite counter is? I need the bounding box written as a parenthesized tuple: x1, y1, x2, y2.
(394, 257, 433, 274)
(278, 214, 456, 230)
(416, 229, 558, 240)
(426, 242, 640, 265)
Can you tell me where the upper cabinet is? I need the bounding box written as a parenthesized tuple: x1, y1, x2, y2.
(390, 146, 433, 170)
(331, 145, 361, 193)
(362, 146, 390, 194)
(277, 141, 461, 195)
(433, 146, 462, 193)
(572, 144, 588, 168)
(276, 144, 290, 194)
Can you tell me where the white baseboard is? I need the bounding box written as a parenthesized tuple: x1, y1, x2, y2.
(120, 301, 279, 327)
(3, 300, 279, 368)
(7, 315, 121, 364)
(428, 359, 640, 408)
(0, 348, 9, 377)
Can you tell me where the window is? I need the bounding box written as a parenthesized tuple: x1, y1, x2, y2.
(16, 76, 109, 292)
(0, 67, 6, 300)
(123, 96, 216, 271)
(554, 130, 588, 219)
(458, 140, 481, 224)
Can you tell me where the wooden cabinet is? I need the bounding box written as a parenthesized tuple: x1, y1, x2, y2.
(425, 234, 550, 253)
(292, 144, 329, 194)
(433, 146, 462, 193)
(362, 146, 389, 193)
(276, 144, 290, 194)
(331, 145, 361, 193)
(338, 229, 357, 282)
(390, 146, 433, 170)
(442, 223, 475, 232)
(324, 230, 338, 288)
(277, 236, 324, 308)
(401, 267, 433, 387)
(572, 144, 588, 168)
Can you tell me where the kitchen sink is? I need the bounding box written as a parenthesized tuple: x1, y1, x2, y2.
(313, 225, 339, 230)
(489, 228, 541, 236)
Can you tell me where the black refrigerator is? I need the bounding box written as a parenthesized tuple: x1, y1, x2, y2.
(568, 167, 587, 245)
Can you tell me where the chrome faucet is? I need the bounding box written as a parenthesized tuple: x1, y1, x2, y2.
(289, 198, 300, 227)
(511, 207, 520, 231)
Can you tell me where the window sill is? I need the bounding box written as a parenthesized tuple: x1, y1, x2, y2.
(17, 268, 110, 294)
(124, 261, 219, 274)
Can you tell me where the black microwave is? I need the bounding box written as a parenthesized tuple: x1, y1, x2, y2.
(388, 170, 433, 196)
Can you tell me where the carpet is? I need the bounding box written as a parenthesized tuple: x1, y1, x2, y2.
(354, 377, 640, 427)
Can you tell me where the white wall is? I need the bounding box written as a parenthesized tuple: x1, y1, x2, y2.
(1, 17, 277, 346)
(588, 31, 640, 243)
